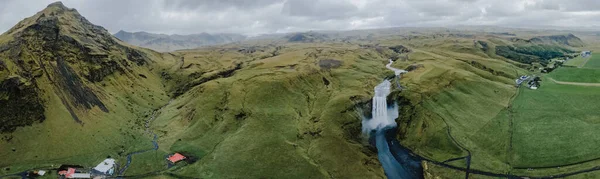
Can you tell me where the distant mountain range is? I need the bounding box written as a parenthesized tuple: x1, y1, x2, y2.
(114, 30, 246, 52)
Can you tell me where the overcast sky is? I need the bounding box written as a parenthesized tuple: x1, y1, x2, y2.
(1, 0, 600, 35)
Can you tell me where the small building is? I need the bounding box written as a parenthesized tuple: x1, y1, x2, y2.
(58, 168, 91, 179)
(167, 153, 186, 163)
(92, 158, 116, 175)
(527, 77, 540, 90)
(515, 75, 530, 87)
(582, 51, 592, 57)
(37, 170, 46, 176)
(70, 173, 91, 178)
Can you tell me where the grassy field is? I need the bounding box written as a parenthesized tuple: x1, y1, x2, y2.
(548, 67, 600, 83)
(564, 56, 588, 67)
(510, 77, 600, 168)
(584, 55, 600, 68)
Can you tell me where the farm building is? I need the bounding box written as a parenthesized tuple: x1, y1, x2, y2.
(515, 75, 530, 87)
(58, 168, 91, 179)
(167, 153, 186, 163)
(582, 51, 592, 57)
(92, 158, 116, 175)
(527, 77, 541, 90)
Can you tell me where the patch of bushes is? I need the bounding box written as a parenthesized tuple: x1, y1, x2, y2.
(495, 44, 575, 65)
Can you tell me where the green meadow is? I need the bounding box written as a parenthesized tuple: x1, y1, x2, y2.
(510, 78, 600, 168)
(564, 56, 588, 67)
(549, 67, 600, 83)
(584, 55, 600, 68)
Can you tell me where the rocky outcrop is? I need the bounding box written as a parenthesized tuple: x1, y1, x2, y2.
(389, 45, 411, 54)
(55, 58, 108, 112)
(0, 77, 45, 133)
(318, 59, 342, 69)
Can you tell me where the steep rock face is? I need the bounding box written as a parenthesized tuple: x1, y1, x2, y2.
(0, 76, 45, 133)
(0, 2, 155, 131)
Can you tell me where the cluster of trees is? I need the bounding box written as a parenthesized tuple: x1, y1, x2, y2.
(495, 44, 575, 66)
(541, 61, 564, 73)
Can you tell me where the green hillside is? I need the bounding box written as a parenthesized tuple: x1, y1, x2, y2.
(3, 2, 600, 179)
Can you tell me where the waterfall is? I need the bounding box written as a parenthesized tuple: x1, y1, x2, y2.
(361, 59, 421, 179)
(361, 80, 398, 133)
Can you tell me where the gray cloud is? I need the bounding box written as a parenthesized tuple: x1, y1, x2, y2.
(1, 0, 600, 36)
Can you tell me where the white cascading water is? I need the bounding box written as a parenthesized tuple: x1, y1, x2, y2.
(361, 80, 399, 133)
(362, 59, 412, 179)
(362, 59, 406, 133)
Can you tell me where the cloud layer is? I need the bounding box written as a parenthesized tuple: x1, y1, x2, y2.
(1, 0, 600, 35)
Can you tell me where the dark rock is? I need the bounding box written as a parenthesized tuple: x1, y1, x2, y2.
(125, 47, 147, 66)
(322, 77, 330, 86)
(85, 61, 123, 82)
(0, 76, 45, 133)
(405, 64, 424, 72)
(318, 59, 342, 69)
(55, 58, 108, 112)
(235, 111, 247, 120)
(389, 45, 411, 54)
(172, 63, 242, 97)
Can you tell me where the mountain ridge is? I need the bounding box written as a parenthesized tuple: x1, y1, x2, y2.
(114, 30, 246, 52)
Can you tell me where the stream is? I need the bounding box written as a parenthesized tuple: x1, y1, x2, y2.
(362, 60, 422, 179)
(117, 100, 171, 176)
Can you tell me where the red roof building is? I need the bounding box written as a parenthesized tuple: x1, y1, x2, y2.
(58, 168, 76, 178)
(168, 153, 186, 163)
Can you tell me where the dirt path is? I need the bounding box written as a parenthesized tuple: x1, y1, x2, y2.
(548, 78, 600, 87)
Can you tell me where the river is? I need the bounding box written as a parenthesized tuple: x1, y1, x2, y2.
(362, 60, 422, 179)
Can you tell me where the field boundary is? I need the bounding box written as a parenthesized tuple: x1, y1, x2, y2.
(548, 77, 600, 87)
(579, 57, 592, 68)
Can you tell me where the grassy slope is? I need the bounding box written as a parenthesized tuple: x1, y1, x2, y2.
(148, 34, 533, 178)
(151, 44, 389, 178)
(391, 37, 527, 174)
(0, 60, 171, 175)
(143, 34, 523, 178)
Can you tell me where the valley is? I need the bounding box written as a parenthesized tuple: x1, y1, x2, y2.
(3, 2, 600, 179)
